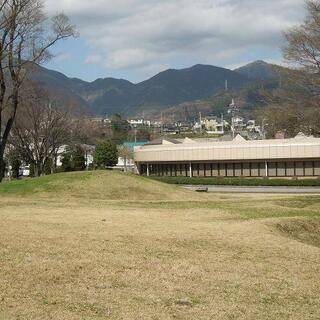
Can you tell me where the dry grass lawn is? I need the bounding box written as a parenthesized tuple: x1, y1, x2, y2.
(0, 171, 319, 319)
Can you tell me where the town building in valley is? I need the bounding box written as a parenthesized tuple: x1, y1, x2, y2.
(134, 134, 320, 178)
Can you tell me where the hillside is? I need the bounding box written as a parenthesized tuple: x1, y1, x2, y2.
(29, 64, 90, 115)
(234, 60, 279, 80)
(130, 64, 248, 112)
(149, 77, 281, 122)
(29, 62, 280, 117)
(28, 60, 283, 118)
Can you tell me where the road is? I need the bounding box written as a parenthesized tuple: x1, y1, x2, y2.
(183, 185, 320, 194)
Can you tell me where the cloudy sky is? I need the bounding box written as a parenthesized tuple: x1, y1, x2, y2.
(44, 0, 306, 83)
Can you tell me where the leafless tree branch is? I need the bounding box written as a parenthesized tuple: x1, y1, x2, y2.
(0, 0, 76, 180)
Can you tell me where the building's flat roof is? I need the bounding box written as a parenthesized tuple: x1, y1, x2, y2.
(134, 134, 320, 163)
(140, 134, 319, 149)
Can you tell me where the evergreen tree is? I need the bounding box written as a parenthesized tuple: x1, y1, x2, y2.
(11, 157, 21, 179)
(6, 149, 21, 179)
(72, 146, 86, 171)
(94, 140, 118, 169)
(43, 159, 53, 175)
(111, 114, 130, 144)
(61, 150, 73, 172)
(29, 164, 35, 177)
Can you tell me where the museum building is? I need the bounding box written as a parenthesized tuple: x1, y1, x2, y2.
(133, 134, 320, 178)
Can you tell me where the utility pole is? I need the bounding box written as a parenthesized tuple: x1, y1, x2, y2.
(261, 118, 267, 140)
(161, 112, 163, 135)
(225, 80, 228, 92)
(221, 113, 224, 134)
(228, 98, 239, 139)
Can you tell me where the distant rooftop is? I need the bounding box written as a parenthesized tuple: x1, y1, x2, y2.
(142, 133, 318, 148)
(123, 141, 148, 150)
(145, 137, 182, 146)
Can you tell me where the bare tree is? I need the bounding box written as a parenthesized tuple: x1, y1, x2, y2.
(118, 144, 133, 172)
(70, 117, 115, 147)
(283, 0, 320, 97)
(10, 85, 71, 176)
(0, 0, 76, 180)
(259, 0, 320, 138)
(284, 1, 320, 73)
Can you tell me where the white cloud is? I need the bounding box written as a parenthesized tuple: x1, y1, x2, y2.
(45, 0, 306, 80)
(105, 48, 159, 69)
(85, 54, 103, 64)
(54, 52, 72, 62)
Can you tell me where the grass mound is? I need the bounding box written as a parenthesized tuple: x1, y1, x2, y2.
(0, 171, 195, 201)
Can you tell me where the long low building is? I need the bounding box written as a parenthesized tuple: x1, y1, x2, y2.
(133, 134, 320, 178)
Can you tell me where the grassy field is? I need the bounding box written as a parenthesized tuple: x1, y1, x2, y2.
(0, 171, 319, 319)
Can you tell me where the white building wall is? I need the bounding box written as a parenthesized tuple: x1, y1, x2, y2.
(134, 137, 320, 163)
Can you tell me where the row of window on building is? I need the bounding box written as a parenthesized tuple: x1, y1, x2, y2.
(140, 161, 320, 177)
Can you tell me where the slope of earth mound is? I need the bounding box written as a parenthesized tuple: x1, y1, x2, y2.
(0, 171, 197, 201)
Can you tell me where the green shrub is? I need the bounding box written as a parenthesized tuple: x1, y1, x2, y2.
(72, 146, 86, 171)
(60, 151, 73, 172)
(29, 164, 35, 177)
(11, 158, 21, 179)
(87, 163, 94, 171)
(60, 145, 86, 172)
(6, 149, 21, 179)
(94, 140, 118, 169)
(43, 159, 53, 175)
(149, 176, 320, 187)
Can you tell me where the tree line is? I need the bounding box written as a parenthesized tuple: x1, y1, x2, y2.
(1, 0, 320, 181)
(5, 83, 142, 178)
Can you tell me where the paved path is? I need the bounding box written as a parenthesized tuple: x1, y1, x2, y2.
(183, 185, 320, 194)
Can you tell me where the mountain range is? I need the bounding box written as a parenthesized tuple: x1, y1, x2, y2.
(30, 60, 280, 118)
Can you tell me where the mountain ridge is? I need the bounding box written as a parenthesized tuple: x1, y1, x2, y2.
(30, 60, 279, 117)
(234, 60, 279, 80)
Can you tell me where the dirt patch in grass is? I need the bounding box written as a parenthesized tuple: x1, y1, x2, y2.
(275, 218, 320, 248)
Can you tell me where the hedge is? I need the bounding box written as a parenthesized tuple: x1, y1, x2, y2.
(149, 176, 320, 187)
